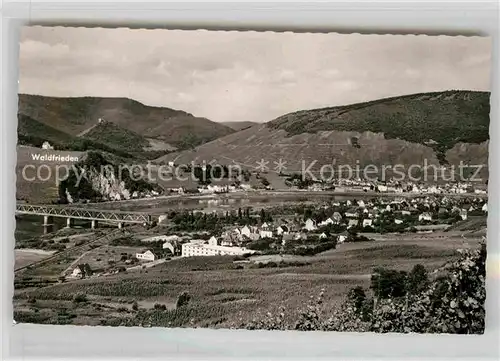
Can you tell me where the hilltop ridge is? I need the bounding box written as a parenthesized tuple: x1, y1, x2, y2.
(157, 90, 490, 181)
(18, 94, 235, 150)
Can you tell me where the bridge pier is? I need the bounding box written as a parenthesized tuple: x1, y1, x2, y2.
(43, 225, 53, 234)
(43, 215, 54, 234)
(91, 220, 98, 229)
(118, 222, 124, 229)
(66, 217, 74, 228)
(43, 215, 53, 226)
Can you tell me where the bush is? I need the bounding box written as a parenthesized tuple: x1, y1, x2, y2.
(176, 291, 191, 309)
(153, 303, 167, 311)
(73, 293, 88, 303)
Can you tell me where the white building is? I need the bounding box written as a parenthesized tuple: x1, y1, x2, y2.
(208, 236, 218, 246)
(418, 212, 433, 222)
(276, 225, 289, 236)
(162, 241, 175, 255)
(71, 267, 82, 278)
(348, 219, 359, 228)
(240, 225, 251, 238)
(136, 250, 156, 262)
(363, 219, 373, 228)
(482, 203, 488, 212)
(319, 218, 334, 227)
(377, 185, 388, 192)
(181, 242, 256, 257)
(460, 209, 468, 221)
(394, 219, 404, 225)
(42, 141, 54, 150)
(332, 212, 342, 223)
(337, 234, 347, 244)
(260, 230, 273, 238)
(304, 218, 317, 231)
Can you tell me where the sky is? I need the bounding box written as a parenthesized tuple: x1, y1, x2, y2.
(19, 27, 492, 123)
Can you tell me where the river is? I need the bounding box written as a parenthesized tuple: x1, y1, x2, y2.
(15, 215, 89, 242)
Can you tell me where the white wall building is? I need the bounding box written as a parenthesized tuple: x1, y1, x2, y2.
(42, 141, 54, 150)
(162, 242, 175, 255)
(304, 218, 317, 231)
(136, 250, 156, 262)
(377, 185, 388, 192)
(71, 267, 82, 278)
(362, 219, 373, 227)
(319, 218, 334, 227)
(259, 230, 273, 238)
(181, 242, 256, 257)
(240, 225, 251, 238)
(348, 219, 359, 228)
(418, 212, 433, 222)
(276, 226, 289, 236)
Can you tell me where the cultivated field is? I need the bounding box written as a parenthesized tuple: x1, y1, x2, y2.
(13, 232, 482, 328)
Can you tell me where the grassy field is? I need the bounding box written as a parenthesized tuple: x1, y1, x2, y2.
(14, 249, 56, 270)
(13, 232, 483, 328)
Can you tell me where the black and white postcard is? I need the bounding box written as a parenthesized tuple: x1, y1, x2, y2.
(14, 27, 490, 334)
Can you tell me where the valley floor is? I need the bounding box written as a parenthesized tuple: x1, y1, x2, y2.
(13, 229, 483, 329)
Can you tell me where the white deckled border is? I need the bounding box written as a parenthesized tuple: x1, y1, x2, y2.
(1, 1, 499, 360)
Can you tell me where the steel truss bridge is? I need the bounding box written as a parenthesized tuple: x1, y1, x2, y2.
(16, 203, 152, 225)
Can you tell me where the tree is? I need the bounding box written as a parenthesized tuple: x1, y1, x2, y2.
(176, 291, 191, 308)
(371, 268, 408, 299)
(132, 301, 139, 311)
(153, 303, 167, 311)
(406, 264, 429, 294)
(260, 209, 266, 222)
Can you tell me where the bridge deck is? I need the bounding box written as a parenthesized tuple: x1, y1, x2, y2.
(16, 204, 152, 224)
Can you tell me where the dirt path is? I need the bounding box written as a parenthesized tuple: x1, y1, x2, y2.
(76, 122, 100, 137)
